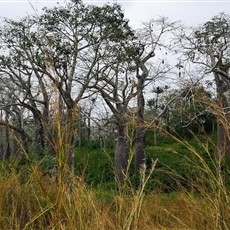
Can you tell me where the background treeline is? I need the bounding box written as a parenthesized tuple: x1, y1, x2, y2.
(0, 0, 229, 185)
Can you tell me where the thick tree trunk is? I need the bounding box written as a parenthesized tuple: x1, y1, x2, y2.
(115, 124, 129, 182)
(217, 124, 230, 157)
(135, 75, 146, 171)
(215, 70, 230, 157)
(135, 128, 146, 171)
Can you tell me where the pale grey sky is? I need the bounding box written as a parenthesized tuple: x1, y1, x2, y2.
(0, 1, 229, 27)
(124, 1, 230, 27)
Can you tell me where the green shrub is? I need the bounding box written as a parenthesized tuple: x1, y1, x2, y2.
(75, 148, 115, 188)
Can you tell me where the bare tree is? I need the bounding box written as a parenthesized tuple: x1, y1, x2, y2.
(92, 58, 139, 182)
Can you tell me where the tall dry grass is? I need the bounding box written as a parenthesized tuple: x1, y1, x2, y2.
(0, 74, 229, 230)
(0, 115, 229, 230)
(0, 161, 229, 230)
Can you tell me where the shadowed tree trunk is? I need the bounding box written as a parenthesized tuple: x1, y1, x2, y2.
(217, 124, 230, 157)
(115, 123, 129, 182)
(215, 69, 230, 157)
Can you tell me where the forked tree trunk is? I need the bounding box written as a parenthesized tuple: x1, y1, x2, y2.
(115, 124, 129, 182)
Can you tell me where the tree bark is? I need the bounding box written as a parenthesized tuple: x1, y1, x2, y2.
(214, 69, 230, 157)
(115, 124, 129, 182)
(134, 65, 147, 171)
(217, 123, 230, 157)
(135, 78, 146, 171)
(135, 128, 146, 171)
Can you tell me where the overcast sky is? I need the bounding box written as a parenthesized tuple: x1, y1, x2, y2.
(0, 0, 229, 28)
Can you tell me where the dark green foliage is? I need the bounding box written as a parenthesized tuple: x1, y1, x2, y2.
(145, 130, 175, 146)
(145, 133, 229, 192)
(77, 138, 115, 150)
(1, 134, 229, 194)
(75, 147, 116, 189)
(72, 133, 229, 193)
(144, 145, 188, 192)
(39, 154, 57, 174)
(222, 157, 230, 190)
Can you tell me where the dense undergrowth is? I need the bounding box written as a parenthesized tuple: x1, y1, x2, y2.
(0, 132, 229, 229)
